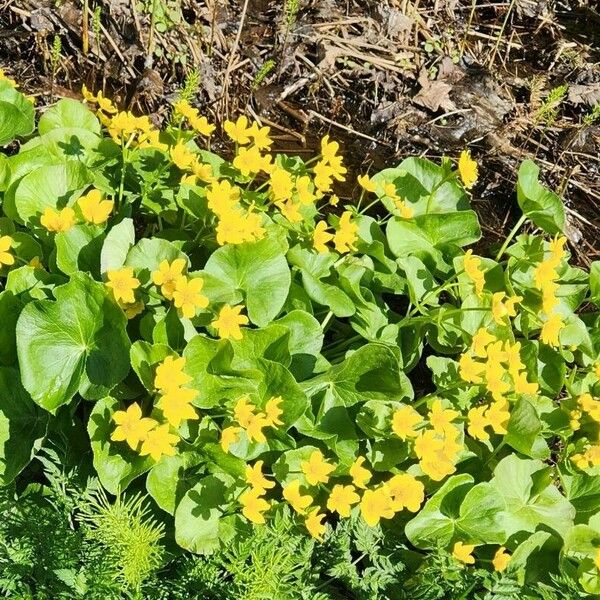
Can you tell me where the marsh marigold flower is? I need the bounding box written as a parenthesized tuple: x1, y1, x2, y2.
(245, 460, 275, 493)
(172, 276, 209, 318)
(106, 267, 140, 304)
(283, 479, 312, 514)
(452, 541, 475, 564)
(264, 396, 283, 427)
(78, 189, 113, 224)
(239, 488, 270, 524)
(224, 115, 252, 145)
(111, 403, 157, 450)
(360, 487, 395, 527)
(220, 425, 241, 453)
(154, 355, 192, 392)
(305, 509, 327, 540)
(493, 547, 511, 572)
(540, 312, 564, 347)
(139, 424, 179, 461)
(463, 250, 485, 295)
(212, 304, 249, 340)
(333, 211, 358, 253)
(458, 149, 478, 189)
(357, 174, 377, 193)
(385, 473, 425, 513)
(467, 405, 491, 441)
(313, 221, 333, 253)
(327, 484, 360, 518)
(0, 236, 14, 267)
(349, 456, 372, 489)
(392, 405, 423, 440)
(158, 387, 198, 428)
(152, 258, 187, 300)
(301, 450, 335, 486)
(40, 206, 76, 233)
(248, 122, 272, 150)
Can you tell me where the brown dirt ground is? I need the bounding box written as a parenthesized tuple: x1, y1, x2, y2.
(2, 0, 599, 260)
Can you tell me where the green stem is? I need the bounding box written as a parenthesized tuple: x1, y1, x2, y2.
(495, 214, 527, 262)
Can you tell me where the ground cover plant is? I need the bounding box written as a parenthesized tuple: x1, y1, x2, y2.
(1, 70, 600, 599)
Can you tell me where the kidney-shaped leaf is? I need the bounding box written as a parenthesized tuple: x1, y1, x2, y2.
(16, 273, 131, 411)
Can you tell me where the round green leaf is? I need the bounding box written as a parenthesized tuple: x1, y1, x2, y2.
(16, 272, 131, 411)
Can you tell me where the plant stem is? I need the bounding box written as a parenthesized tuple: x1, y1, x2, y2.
(495, 214, 527, 262)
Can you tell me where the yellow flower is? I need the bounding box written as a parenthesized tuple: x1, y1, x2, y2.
(170, 141, 195, 170)
(595, 363, 600, 379)
(283, 479, 312, 514)
(392, 405, 423, 440)
(0, 236, 15, 267)
(349, 456, 372, 489)
(313, 221, 333, 253)
(467, 405, 490, 441)
(220, 425, 241, 452)
(212, 304, 249, 340)
(513, 371, 539, 395)
(357, 174, 377, 193)
(277, 199, 303, 223)
(333, 211, 358, 253)
(191, 160, 216, 183)
(542, 284, 559, 314)
(248, 122, 272, 150)
(301, 450, 335, 486)
(270, 167, 294, 201)
(152, 258, 187, 300)
(485, 400, 510, 435)
(40, 206, 76, 233)
(458, 150, 478, 189)
(540, 312, 564, 347)
(428, 399, 459, 435)
(329, 194, 340, 206)
(154, 355, 192, 393)
(106, 267, 140, 304)
(172, 276, 209, 319)
(394, 198, 414, 219)
(264, 396, 283, 427)
(491, 292, 522, 324)
(459, 353, 484, 384)
(239, 488, 270, 524)
(139, 424, 179, 461)
(313, 160, 334, 192)
(190, 114, 215, 137)
(305, 509, 327, 540)
(216, 208, 265, 245)
(463, 250, 485, 295)
(119, 299, 145, 319)
(111, 403, 157, 450)
(158, 386, 198, 427)
(78, 189, 114, 224)
(245, 460, 275, 493)
(206, 180, 241, 216)
(534, 260, 559, 290)
(385, 473, 424, 512)
(234, 395, 256, 428)
(471, 328, 495, 358)
(233, 145, 266, 176)
(245, 413, 269, 444)
(452, 541, 475, 564)
(493, 547, 511, 572)
(321, 135, 340, 162)
(224, 115, 252, 144)
(295, 175, 316, 205)
(173, 99, 196, 121)
(327, 484, 360, 517)
(594, 548, 600, 571)
(360, 487, 395, 527)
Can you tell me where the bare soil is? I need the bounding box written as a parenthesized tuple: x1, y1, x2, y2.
(2, 0, 599, 259)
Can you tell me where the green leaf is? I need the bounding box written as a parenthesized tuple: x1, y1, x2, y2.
(174, 473, 234, 554)
(100, 218, 135, 274)
(146, 452, 202, 515)
(0, 82, 35, 145)
(505, 396, 550, 459)
(303, 343, 413, 407)
(0, 291, 23, 366)
(590, 261, 600, 308)
(0, 367, 47, 484)
(87, 396, 153, 494)
(183, 334, 260, 409)
(13, 161, 91, 225)
(204, 237, 291, 327)
(516, 160, 565, 234)
(560, 469, 600, 522)
(492, 454, 575, 538)
(405, 475, 506, 548)
(397, 255, 437, 306)
(38, 98, 101, 135)
(55, 223, 105, 277)
(16, 273, 131, 411)
(125, 238, 188, 284)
